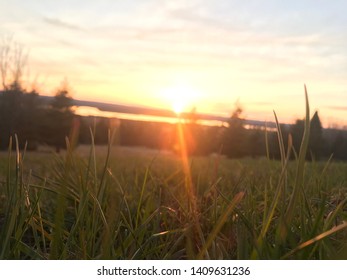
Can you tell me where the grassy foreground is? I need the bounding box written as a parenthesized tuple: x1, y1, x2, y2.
(0, 93, 347, 260)
(0, 142, 346, 260)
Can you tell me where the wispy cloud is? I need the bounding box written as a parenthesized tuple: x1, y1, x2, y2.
(43, 17, 84, 31)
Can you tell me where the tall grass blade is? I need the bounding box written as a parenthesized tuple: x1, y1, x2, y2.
(281, 85, 310, 241)
(282, 221, 347, 259)
(273, 111, 286, 168)
(197, 191, 244, 259)
(136, 166, 150, 229)
(265, 122, 270, 160)
(98, 129, 116, 200)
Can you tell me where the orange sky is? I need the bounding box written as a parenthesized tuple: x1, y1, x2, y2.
(1, 1, 347, 127)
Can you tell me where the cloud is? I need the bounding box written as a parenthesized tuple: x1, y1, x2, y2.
(43, 17, 84, 31)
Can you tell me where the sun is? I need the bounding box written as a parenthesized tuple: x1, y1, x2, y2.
(172, 100, 185, 115)
(160, 84, 200, 115)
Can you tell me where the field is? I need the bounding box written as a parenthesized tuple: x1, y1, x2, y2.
(0, 140, 347, 260)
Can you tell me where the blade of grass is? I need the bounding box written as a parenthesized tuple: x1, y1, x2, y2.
(98, 129, 116, 200)
(11, 238, 46, 259)
(136, 166, 150, 229)
(197, 191, 244, 259)
(281, 85, 310, 241)
(273, 111, 286, 168)
(281, 221, 347, 259)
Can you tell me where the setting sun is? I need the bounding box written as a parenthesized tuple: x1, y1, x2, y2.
(172, 100, 185, 115)
(160, 84, 200, 115)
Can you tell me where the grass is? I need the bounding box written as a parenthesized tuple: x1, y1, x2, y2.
(0, 90, 347, 259)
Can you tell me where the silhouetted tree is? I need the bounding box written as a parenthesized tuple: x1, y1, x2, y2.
(331, 132, 347, 160)
(222, 105, 247, 158)
(0, 84, 22, 149)
(18, 90, 43, 150)
(290, 111, 325, 160)
(309, 111, 325, 159)
(0, 36, 28, 91)
(0, 81, 44, 150)
(248, 129, 266, 157)
(42, 81, 74, 152)
(0, 37, 45, 150)
(290, 119, 304, 158)
(95, 117, 110, 145)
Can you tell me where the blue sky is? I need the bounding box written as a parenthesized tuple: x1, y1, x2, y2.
(1, 0, 347, 126)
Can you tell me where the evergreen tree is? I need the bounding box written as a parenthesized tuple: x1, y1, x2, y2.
(42, 81, 74, 152)
(222, 105, 247, 158)
(331, 132, 347, 160)
(309, 111, 325, 159)
(290, 111, 325, 160)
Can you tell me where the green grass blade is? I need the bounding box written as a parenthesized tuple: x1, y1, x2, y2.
(273, 111, 286, 167)
(282, 221, 347, 259)
(281, 85, 310, 240)
(197, 192, 244, 259)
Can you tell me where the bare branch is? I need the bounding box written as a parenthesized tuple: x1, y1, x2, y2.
(0, 35, 28, 90)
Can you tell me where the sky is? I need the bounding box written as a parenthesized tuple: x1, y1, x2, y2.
(1, 0, 347, 127)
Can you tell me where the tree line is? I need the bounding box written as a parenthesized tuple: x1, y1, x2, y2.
(1, 80, 347, 161)
(114, 106, 347, 161)
(0, 81, 74, 152)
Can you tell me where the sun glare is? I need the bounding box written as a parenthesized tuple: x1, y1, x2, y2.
(172, 100, 185, 115)
(160, 84, 200, 115)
